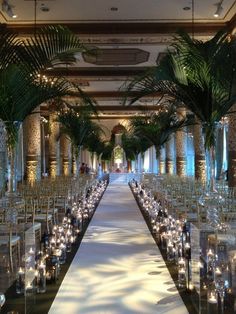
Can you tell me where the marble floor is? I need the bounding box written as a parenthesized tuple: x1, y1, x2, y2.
(49, 183, 189, 314)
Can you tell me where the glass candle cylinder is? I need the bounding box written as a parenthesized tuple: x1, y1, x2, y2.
(16, 267, 25, 294)
(59, 243, 67, 264)
(37, 263, 46, 293)
(0, 292, 5, 309)
(167, 241, 175, 261)
(178, 267, 186, 288)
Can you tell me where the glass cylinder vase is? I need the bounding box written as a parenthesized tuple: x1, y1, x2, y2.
(203, 122, 220, 192)
(37, 263, 46, 293)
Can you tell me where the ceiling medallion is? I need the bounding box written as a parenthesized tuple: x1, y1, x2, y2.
(83, 48, 150, 66)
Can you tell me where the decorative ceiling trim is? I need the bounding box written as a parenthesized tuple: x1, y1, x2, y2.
(45, 67, 148, 77)
(73, 91, 162, 98)
(6, 22, 225, 35)
(96, 105, 162, 111)
(91, 115, 139, 120)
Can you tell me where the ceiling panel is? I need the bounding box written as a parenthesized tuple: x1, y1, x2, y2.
(1, 0, 236, 24)
(2, 0, 235, 119)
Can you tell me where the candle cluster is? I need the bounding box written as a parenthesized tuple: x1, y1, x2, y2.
(130, 180, 191, 290)
(130, 178, 236, 312)
(16, 179, 107, 295)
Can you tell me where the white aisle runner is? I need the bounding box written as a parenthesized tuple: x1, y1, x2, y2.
(49, 184, 189, 314)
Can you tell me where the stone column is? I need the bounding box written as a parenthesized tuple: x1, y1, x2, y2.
(149, 146, 154, 173)
(193, 121, 206, 183)
(228, 104, 236, 187)
(24, 108, 41, 183)
(159, 147, 166, 174)
(72, 154, 77, 175)
(175, 108, 187, 177)
(166, 135, 175, 174)
(49, 112, 60, 178)
(60, 134, 71, 176)
(0, 121, 6, 191)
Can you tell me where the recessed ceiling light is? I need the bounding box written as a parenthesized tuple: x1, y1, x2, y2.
(12, 14, 17, 18)
(183, 6, 191, 10)
(214, 4, 223, 17)
(110, 7, 118, 11)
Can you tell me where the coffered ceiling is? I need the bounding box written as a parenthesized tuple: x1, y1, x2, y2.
(1, 0, 236, 118)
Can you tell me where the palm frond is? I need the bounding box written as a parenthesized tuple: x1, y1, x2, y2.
(0, 26, 20, 69)
(20, 25, 89, 74)
(130, 104, 193, 158)
(0, 25, 95, 149)
(124, 27, 236, 148)
(58, 107, 99, 151)
(101, 141, 114, 161)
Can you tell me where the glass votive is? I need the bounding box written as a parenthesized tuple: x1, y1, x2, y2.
(207, 290, 218, 304)
(178, 257, 185, 267)
(215, 267, 222, 277)
(25, 281, 34, 296)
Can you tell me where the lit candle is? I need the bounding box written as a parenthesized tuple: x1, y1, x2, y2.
(185, 242, 190, 249)
(188, 282, 194, 290)
(178, 258, 185, 266)
(29, 247, 34, 255)
(208, 292, 217, 304)
(26, 282, 31, 289)
(207, 249, 214, 257)
(215, 267, 222, 276)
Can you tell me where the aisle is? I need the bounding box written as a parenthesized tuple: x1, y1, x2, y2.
(49, 184, 188, 314)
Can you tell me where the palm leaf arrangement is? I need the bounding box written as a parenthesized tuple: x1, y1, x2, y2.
(101, 141, 115, 162)
(121, 132, 137, 162)
(83, 124, 106, 167)
(124, 28, 236, 150)
(58, 105, 100, 174)
(0, 24, 94, 190)
(121, 131, 152, 172)
(0, 25, 92, 144)
(130, 104, 193, 171)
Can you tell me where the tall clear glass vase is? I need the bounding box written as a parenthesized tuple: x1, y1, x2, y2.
(7, 144, 16, 194)
(5, 122, 21, 195)
(205, 145, 216, 192)
(203, 122, 219, 193)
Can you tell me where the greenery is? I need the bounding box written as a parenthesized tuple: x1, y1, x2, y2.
(130, 104, 192, 160)
(121, 131, 151, 163)
(101, 141, 114, 162)
(124, 28, 236, 149)
(58, 105, 99, 158)
(0, 24, 95, 190)
(120, 127, 151, 173)
(83, 124, 106, 163)
(0, 24, 93, 149)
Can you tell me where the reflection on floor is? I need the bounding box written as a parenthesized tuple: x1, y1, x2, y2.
(49, 183, 188, 314)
